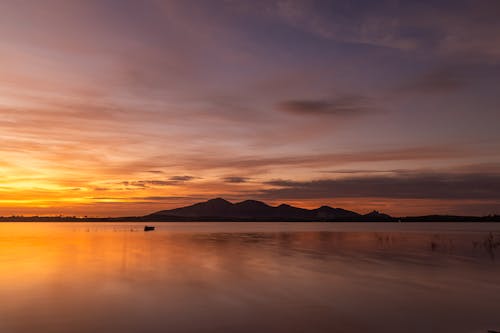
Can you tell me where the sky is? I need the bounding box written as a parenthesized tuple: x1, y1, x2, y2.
(1, 0, 500, 217)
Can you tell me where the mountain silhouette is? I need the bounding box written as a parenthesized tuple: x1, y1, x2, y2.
(363, 210, 393, 220)
(2, 198, 499, 221)
(161, 198, 234, 217)
(147, 198, 390, 221)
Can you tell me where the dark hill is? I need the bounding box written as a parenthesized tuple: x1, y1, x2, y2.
(148, 198, 379, 221)
(160, 197, 234, 217)
(363, 210, 393, 221)
(313, 206, 361, 219)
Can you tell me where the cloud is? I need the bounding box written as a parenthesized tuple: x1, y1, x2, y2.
(261, 172, 500, 200)
(93, 187, 111, 191)
(267, 0, 422, 50)
(123, 176, 195, 188)
(398, 67, 466, 94)
(320, 169, 410, 174)
(168, 175, 195, 182)
(277, 95, 373, 116)
(222, 176, 250, 183)
(102, 145, 473, 179)
(266, 0, 500, 62)
(174, 146, 469, 171)
(132, 196, 203, 201)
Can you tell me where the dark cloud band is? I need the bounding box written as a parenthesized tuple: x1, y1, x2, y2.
(262, 172, 500, 200)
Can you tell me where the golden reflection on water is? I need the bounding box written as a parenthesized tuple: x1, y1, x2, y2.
(0, 223, 500, 333)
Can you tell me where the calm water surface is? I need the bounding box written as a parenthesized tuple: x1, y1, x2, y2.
(0, 222, 499, 333)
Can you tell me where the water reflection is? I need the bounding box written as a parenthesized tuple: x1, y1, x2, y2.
(0, 223, 499, 333)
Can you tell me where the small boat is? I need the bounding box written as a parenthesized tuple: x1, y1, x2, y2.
(144, 225, 155, 231)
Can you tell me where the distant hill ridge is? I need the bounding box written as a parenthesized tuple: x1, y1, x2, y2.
(0, 198, 500, 222)
(1, 198, 499, 221)
(148, 197, 392, 221)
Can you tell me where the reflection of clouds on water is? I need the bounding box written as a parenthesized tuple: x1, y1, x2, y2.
(188, 230, 500, 263)
(1, 223, 499, 333)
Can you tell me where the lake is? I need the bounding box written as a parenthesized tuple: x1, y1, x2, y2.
(0, 222, 499, 333)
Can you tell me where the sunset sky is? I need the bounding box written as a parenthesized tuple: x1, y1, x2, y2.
(1, 0, 499, 216)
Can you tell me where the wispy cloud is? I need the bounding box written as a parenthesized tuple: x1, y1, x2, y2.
(222, 176, 251, 183)
(169, 146, 471, 171)
(168, 175, 196, 182)
(277, 95, 374, 116)
(320, 169, 410, 174)
(265, 0, 500, 62)
(398, 67, 466, 94)
(121, 176, 196, 188)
